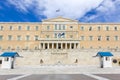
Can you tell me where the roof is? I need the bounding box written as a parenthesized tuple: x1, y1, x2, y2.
(96, 52, 113, 57)
(0, 52, 20, 57)
(42, 16, 78, 22)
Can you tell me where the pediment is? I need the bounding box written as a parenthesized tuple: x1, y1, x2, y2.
(42, 16, 78, 22)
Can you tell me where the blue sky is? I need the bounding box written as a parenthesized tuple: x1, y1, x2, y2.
(0, 0, 43, 22)
(0, 0, 120, 22)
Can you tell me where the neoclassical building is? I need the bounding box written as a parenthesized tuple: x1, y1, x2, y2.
(0, 17, 120, 66)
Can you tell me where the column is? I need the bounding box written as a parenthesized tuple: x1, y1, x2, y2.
(39, 43, 41, 49)
(70, 43, 71, 49)
(48, 43, 49, 49)
(40, 43, 42, 49)
(74, 43, 76, 49)
(52, 43, 54, 49)
(65, 43, 67, 49)
(61, 43, 63, 49)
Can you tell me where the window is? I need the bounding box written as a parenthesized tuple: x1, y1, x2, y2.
(35, 35, 39, 41)
(25, 46, 29, 50)
(106, 26, 109, 31)
(59, 24, 61, 30)
(80, 26, 84, 31)
(0, 46, 2, 50)
(16, 46, 20, 50)
(70, 26, 73, 28)
(4, 57, 9, 61)
(46, 35, 49, 38)
(89, 36, 93, 41)
(55, 24, 66, 30)
(26, 35, 30, 41)
(116, 46, 118, 49)
(17, 35, 21, 41)
(18, 26, 21, 30)
(81, 36, 84, 41)
(98, 36, 101, 41)
(70, 35, 73, 38)
(98, 46, 101, 49)
(0, 35, 3, 41)
(35, 26, 39, 31)
(54, 33, 57, 38)
(34, 46, 38, 50)
(81, 46, 84, 49)
(47, 26, 50, 30)
(90, 46, 93, 49)
(106, 57, 109, 61)
(114, 36, 119, 41)
(8, 35, 12, 41)
(63, 25, 65, 30)
(26, 26, 30, 30)
(9, 26, 13, 30)
(89, 27, 92, 31)
(106, 36, 110, 41)
(7, 46, 11, 50)
(0, 26, 3, 30)
(114, 27, 118, 31)
(55, 24, 57, 30)
(107, 46, 110, 49)
(98, 26, 101, 31)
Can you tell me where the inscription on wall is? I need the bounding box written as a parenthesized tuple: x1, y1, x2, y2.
(51, 53, 67, 55)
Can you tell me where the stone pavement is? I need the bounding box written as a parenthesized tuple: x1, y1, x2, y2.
(0, 65, 120, 74)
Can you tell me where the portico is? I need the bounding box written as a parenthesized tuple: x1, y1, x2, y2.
(39, 40, 79, 49)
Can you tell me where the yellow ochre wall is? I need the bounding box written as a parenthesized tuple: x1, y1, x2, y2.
(0, 17, 119, 50)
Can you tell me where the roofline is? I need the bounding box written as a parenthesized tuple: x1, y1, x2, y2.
(42, 16, 78, 22)
(0, 21, 120, 25)
(79, 22, 120, 25)
(0, 22, 42, 24)
(0, 22, 120, 25)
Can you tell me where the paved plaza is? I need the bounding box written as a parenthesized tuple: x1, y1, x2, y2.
(0, 65, 120, 74)
(0, 74, 120, 80)
(0, 65, 120, 80)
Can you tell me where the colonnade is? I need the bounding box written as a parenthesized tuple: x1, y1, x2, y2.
(39, 43, 78, 49)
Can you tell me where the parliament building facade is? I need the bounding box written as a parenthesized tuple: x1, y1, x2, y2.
(0, 17, 120, 66)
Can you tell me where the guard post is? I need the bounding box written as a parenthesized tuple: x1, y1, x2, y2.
(0, 52, 20, 69)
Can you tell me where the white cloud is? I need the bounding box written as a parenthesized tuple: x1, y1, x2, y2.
(8, 0, 37, 12)
(97, 0, 116, 14)
(42, 0, 103, 19)
(8, 0, 103, 19)
(8, 0, 120, 22)
(83, 0, 120, 22)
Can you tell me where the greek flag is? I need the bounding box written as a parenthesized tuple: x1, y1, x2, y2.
(58, 33, 65, 37)
(56, 9, 60, 12)
(58, 33, 61, 37)
(61, 33, 65, 36)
